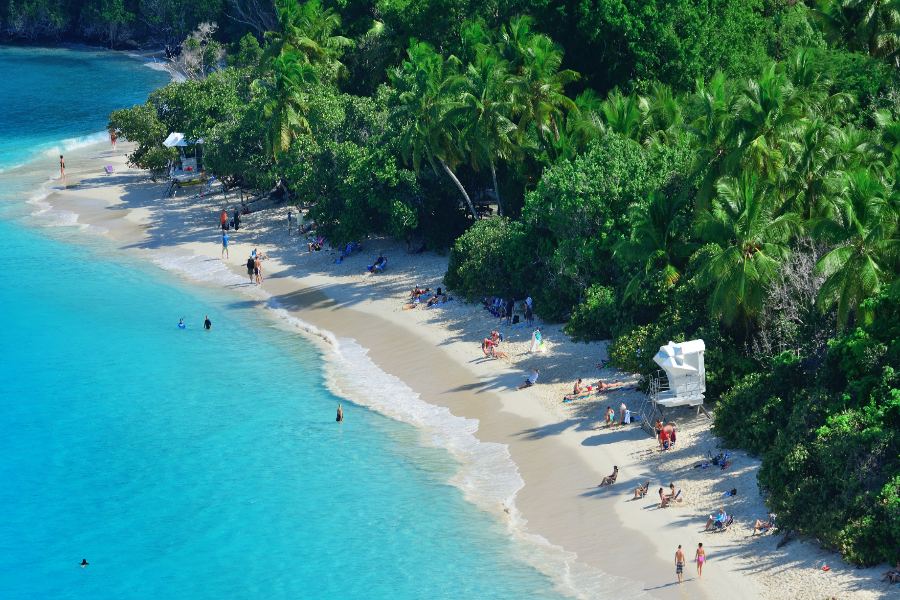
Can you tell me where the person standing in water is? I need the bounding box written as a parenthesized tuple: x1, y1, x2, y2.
(675, 545, 685, 583)
(59, 155, 65, 181)
(336, 403, 343, 422)
(695, 542, 706, 578)
(221, 231, 229, 259)
(204, 315, 212, 330)
(178, 318, 186, 329)
(246, 256, 255, 283)
(80, 558, 89, 568)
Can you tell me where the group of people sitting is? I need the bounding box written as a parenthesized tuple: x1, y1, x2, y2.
(653, 420, 678, 451)
(307, 235, 325, 252)
(480, 295, 535, 325)
(602, 402, 633, 427)
(404, 286, 450, 309)
(481, 330, 507, 359)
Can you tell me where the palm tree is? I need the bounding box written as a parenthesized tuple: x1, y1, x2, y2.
(599, 89, 648, 142)
(447, 51, 518, 215)
(695, 174, 799, 329)
(814, 168, 899, 327)
(392, 42, 478, 219)
(497, 18, 579, 152)
(257, 51, 319, 159)
(812, 0, 900, 63)
(615, 191, 692, 301)
(265, 0, 352, 80)
(685, 72, 734, 208)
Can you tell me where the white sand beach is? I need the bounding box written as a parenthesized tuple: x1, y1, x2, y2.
(35, 142, 896, 600)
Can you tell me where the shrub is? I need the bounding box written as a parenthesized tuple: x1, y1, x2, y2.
(565, 285, 619, 341)
(444, 218, 538, 301)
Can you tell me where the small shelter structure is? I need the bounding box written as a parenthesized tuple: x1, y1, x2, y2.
(163, 132, 204, 184)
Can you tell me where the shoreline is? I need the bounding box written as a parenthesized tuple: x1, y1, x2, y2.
(23, 141, 894, 600)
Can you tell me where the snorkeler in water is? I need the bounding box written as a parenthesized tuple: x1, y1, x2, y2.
(178, 318, 186, 329)
(80, 559, 89, 568)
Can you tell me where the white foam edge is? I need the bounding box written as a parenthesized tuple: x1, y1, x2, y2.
(145, 248, 653, 600)
(24, 175, 92, 230)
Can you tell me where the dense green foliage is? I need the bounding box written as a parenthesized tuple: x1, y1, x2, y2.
(105, 0, 899, 564)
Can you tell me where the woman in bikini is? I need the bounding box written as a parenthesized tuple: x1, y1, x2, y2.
(695, 543, 706, 578)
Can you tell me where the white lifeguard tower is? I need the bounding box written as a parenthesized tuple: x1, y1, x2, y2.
(639, 339, 709, 433)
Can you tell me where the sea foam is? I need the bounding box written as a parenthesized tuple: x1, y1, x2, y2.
(145, 247, 653, 600)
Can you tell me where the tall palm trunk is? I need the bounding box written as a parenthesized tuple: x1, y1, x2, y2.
(439, 159, 478, 219)
(490, 160, 503, 216)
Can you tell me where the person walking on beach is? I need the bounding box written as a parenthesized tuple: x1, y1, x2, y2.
(287, 210, 293, 234)
(675, 545, 685, 583)
(254, 256, 262, 284)
(232, 208, 240, 231)
(246, 256, 255, 283)
(336, 403, 343, 422)
(695, 543, 706, 578)
(204, 315, 212, 330)
(221, 231, 229, 259)
(59, 155, 65, 181)
(109, 128, 117, 150)
(220, 209, 228, 231)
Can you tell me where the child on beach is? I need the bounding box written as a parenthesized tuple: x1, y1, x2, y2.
(221, 232, 229, 259)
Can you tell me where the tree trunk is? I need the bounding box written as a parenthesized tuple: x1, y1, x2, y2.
(490, 160, 503, 216)
(439, 159, 478, 219)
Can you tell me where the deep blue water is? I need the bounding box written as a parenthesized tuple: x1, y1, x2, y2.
(0, 47, 564, 599)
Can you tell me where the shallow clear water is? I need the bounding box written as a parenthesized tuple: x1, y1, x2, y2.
(0, 47, 565, 599)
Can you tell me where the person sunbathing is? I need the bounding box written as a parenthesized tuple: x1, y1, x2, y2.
(632, 481, 650, 499)
(753, 514, 776, 534)
(882, 562, 900, 584)
(705, 508, 727, 531)
(517, 369, 539, 390)
(563, 378, 594, 402)
(658, 487, 670, 508)
(410, 286, 430, 299)
(666, 483, 683, 504)
(598, 466, 618, 487)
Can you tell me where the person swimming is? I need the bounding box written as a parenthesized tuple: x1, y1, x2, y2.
(204, 315, 212, 330)
(80, 559, 89, 568)
(178, 318, 186, 329)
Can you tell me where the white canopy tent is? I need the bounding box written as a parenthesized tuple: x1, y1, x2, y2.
(163, 132, 204, 182)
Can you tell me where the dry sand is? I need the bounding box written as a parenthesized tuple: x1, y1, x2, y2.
(31, 141, 897, 600)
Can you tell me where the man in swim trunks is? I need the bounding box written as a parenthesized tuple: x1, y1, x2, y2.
(204, 315, 212, 330)
(675, 545, 685, 583)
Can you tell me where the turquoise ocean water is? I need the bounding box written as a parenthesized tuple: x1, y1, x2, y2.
(0, 47, 565, 599)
